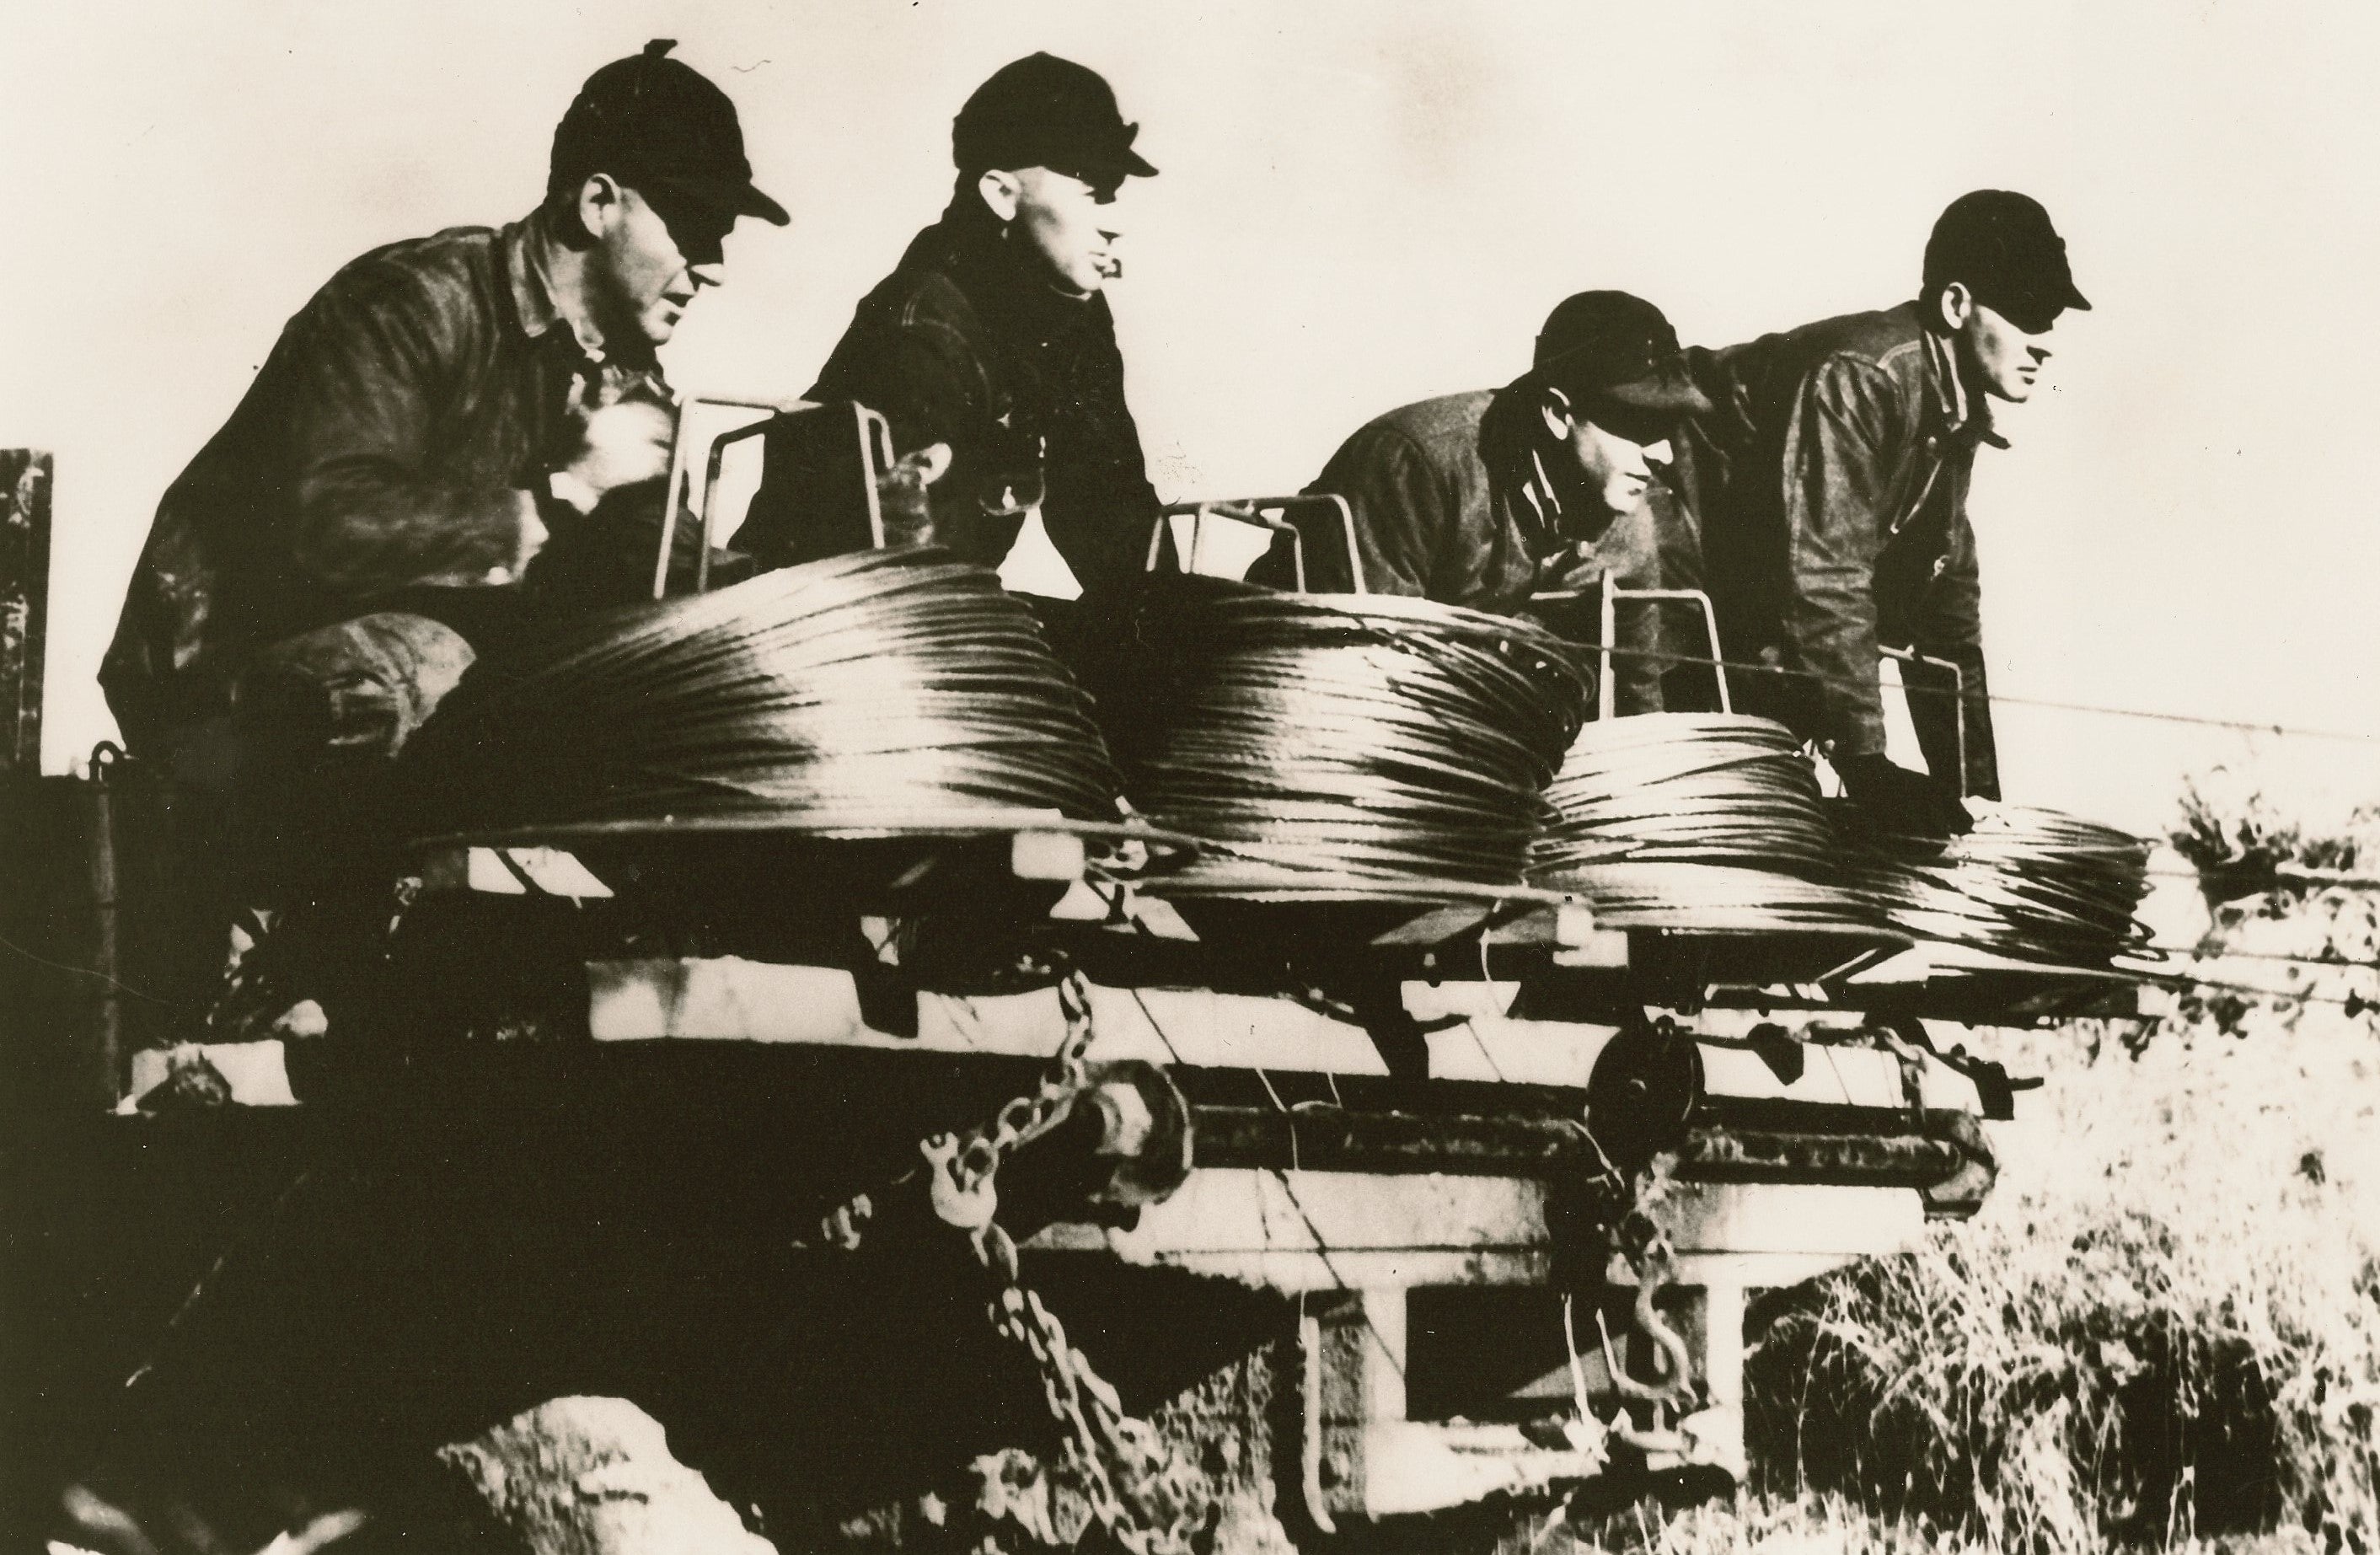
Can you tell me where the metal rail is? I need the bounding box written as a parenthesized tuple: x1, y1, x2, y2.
(1145, 494, 1365, 593)
(651, 396, 897, 600)
(1879, 644, 1969, 796)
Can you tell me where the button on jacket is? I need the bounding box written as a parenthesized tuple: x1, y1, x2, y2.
(100, 214, 661, 755)
(1679, 302, 2001, 797)
(1287, 387, 1685, 716)
(805, 205, 1161, 598)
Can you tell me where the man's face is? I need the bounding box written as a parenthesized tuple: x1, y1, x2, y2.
(584, 180, 729, 349)
(1007, 167, 1124, 297)
(1548, 393, 1673, 524)
(1953, 294, 2057, 404)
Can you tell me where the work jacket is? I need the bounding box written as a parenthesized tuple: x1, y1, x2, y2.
(1679, 303, 2000, 797)
(805, 202, 1162, 598)
(1285, 387, 1689, 715)
(100, 214, 668, 756)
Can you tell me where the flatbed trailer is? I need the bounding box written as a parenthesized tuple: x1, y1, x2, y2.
(0, 448, 2151, 1551)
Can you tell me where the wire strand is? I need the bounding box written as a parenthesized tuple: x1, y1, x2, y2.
(1599, 645, 2380, 745)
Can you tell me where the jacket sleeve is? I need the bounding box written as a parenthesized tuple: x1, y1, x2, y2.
(1042, 323, 1163, 598)
(1778, 354, 1913, 760)
(1301, 423, 1448, 598)
(1904, 507, 2001, 799)
(281, 271, 539, 596)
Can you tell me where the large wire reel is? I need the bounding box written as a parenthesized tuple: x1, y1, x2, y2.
(1833, 800, 2153, 968)
(1530, 713, 1889, 938)
(1093, 576, 1592, 901)
(400, 546, 1127, 844)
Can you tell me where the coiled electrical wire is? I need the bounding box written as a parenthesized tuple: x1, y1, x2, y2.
(401, 547, 1123, 839)
(1538, 861, 1892, 935)
(1096, 577, 1590, 895)
(1534, 714, 1838, 875)
(1835, 800, 2153, 965)
(1526, 714, 1886, 935)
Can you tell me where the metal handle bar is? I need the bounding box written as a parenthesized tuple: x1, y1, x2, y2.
(652, 396, 898, 599)
(1586, 575, 1732, 720)
(1879, 645, 1969, 796)
(1144, 494, 1367, 595)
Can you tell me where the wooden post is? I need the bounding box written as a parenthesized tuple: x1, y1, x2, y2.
(0, 449, 52, 774)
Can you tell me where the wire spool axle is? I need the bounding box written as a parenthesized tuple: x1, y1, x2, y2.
(401, 547, 1123, 843)
(1096, 578, 1591, 898)
(1835, 800, 2153, 967)
(1529, 713, 1887, 936)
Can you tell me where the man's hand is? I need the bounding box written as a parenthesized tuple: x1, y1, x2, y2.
(556, 399, 676, 514)
(1837, 753, 1974, 838)
(1531, 544, 1605, 598)
(878, 441, 953, 548)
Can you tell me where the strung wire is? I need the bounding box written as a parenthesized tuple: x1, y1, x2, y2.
(1528, 713, 1885, 935)
(1098, 577, 1590, 895)
(1836, 800, 2153, 967)
(401, 547, 1123, 839)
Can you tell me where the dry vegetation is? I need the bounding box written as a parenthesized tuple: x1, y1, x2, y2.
(1650, 779, 2380, 1555)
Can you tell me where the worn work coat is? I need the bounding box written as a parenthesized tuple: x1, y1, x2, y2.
(1679, 303, 2001, 796)
(805, 203, 1162, 598)
(1286, 387, 1691, 716)
(99, 214, 672, 758)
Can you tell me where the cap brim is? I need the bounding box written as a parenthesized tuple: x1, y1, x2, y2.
(1058, 147, 1159, 189)
(1587, 358, 1713, 421)
(1980, 276, 2090, 332)
(641, 174, 791, 228)
(736, 183, 791, 227)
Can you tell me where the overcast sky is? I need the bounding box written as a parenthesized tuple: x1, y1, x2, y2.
(5, 0, 2375, 831)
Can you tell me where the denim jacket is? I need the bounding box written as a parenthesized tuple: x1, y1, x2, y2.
(1680, 302, 2001, 797)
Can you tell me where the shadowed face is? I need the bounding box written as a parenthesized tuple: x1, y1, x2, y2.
(1936, 282, 2060, 405)
(1544, 389, 1674, 526)
(988, 167, 1123, 297)
(579, 177, 729, 348)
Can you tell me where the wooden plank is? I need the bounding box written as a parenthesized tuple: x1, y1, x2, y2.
(0, 450, 52, 774)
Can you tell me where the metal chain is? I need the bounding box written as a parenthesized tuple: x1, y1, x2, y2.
(811, 970, 1193, 1552)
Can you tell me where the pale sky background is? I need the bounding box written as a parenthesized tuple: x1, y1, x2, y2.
(4, 0, 2375, 834)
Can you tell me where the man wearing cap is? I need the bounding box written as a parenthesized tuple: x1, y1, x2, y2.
(96, 40, 786, 1018)
(1277, 291, 1712, 715)
(802, 53, 1161, 599)
(104, 38, 787, 767)
(1677, 190, 2089, 833)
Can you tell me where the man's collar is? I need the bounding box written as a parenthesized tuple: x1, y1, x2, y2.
(506, 209, 612, 362)
(1522, 445, 1563, 544)
(1921, 314, 2010, 450)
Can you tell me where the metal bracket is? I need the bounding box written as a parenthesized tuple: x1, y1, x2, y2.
(1597, 574, 1731, 720)
(1878, 645, 1968, 796)
(1145, 494, 1366, 594)
(651, 396, 897, 600)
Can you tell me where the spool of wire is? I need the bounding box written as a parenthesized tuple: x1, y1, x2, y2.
(1835, 800, 2152, 966)
(1529, 714, 1887, 934)
(1535, 714, 1836, 875)
(401, 547, 1123, 839)
(1098, 577, 1590, 896)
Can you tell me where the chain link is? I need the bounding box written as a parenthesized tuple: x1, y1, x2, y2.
(808, 969, 1195, 1553)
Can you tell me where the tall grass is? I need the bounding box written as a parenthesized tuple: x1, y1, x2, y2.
(1738, 780, 2380, 1554)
